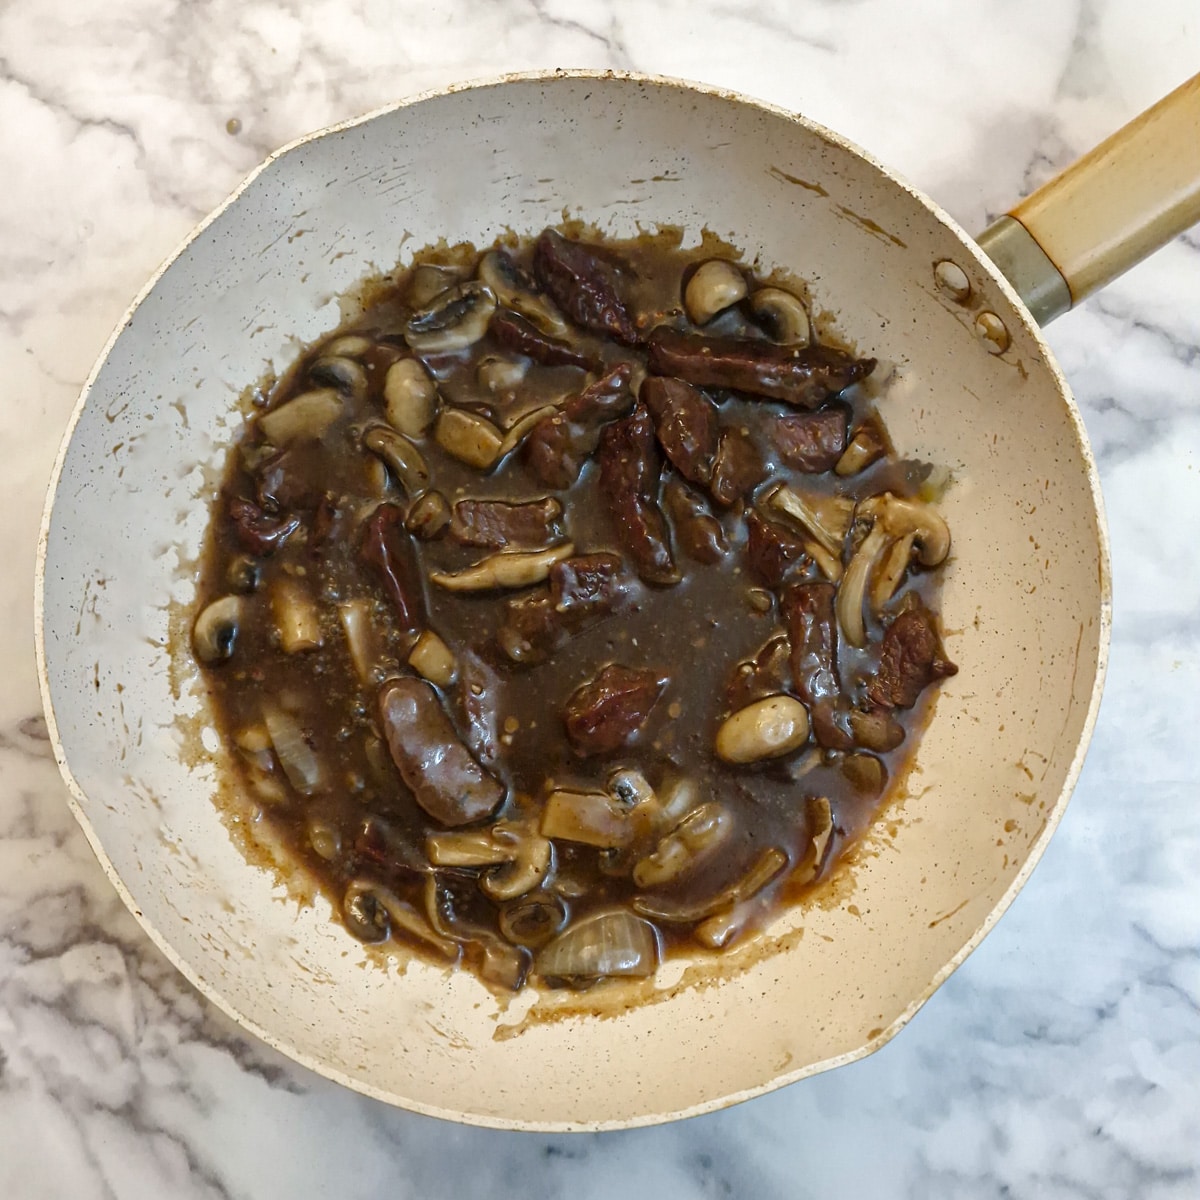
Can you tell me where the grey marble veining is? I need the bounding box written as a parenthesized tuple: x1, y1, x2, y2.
(2, 1, 1198, 1196)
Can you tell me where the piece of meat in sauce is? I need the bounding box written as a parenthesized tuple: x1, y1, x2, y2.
(449, 497, 563, 549)
(725, 634, 793, 711)
(662, 478, 728, 565)
(596, 404, 679, 585)
(647, 328, 875, 408)
(744, 509, 811, 588)
(533, 229, 639, 345)
(564, 663, 668, 757)
(640, 375, 718, 485)
(378, 676, 506, 826)
(767, 406, 848, 472)
(782, 581, 854, 750)
(867, 602, 958, 710)
(523, 363, 634, 490)
(489, 308, 598, 371)
(227, 496, 301, 556)
(496, 553, 632, 665)
(709, 427, 765, 507)
(360, 503, 425, 636)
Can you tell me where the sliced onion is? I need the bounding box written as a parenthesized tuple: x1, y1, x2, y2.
(262, 703, 322, 794)
(535, 908, 659, 982)
(338, 599, 377, 682)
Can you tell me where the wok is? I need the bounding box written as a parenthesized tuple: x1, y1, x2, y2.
(34, 70, 1200, 1129)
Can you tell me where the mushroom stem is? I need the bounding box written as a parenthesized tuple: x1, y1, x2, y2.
(429, 542, 575, 592)
(836, 522, 890, 648)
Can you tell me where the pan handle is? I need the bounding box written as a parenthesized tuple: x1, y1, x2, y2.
(977, 72, 1200, 324)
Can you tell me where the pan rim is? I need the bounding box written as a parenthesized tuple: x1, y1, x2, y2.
(33, 67, 1113, 1131)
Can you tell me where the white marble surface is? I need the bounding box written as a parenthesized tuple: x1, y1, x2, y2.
(2, 0, 1199, 1195)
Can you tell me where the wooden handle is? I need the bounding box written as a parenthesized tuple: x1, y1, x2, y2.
(1009, 72, 1200, 304)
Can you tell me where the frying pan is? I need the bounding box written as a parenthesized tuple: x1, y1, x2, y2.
(34, 70, 1200, 1130)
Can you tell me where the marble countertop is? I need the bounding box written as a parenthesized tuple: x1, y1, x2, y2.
(3, 1, 1199, 1196)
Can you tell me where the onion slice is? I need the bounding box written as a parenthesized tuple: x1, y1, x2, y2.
(535, 908, 659, 982)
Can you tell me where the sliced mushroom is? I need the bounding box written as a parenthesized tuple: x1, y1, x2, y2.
(425, 822, 552, 901)
(342, 879, 391, 943)
(842, 751, 886, 795)
(434, 408, 504, 469)
(747, 286, 811, 345)
(540, 788, 638, 849)
(837, 522, 890, 649)
(480, 834, 553, 902)
(496, 405, 557, 462)
(478, 250, 570, 337)
(871, 530, 917, 611)
(792, 795, 834, 887)
(429, 542, 574, 592)
(383, 359, 439, 437)
(258, 388, 342, 445)
(847, 708, 906, 753)
(404, 490, 451, 540)
(408, 629, 458, 688)
(362, 424, 431, 496)
(404, 281, 496, 353)
(766, 484, 855, 560)
(306, 818, 341, 861)
(225, 555, 261, 594)
(684, 259, 748, 325)
(633, 846, 789, 923)
(271, 578, 323, 654)
(837, 492, 951, 646)
(423, 875, 529, 990)
(476, 355, 528, 394)
(193, 595, 241, 664)
(805, 538, 844, 583)
(498, 892, 569, 948)
(426, 828, 514, 867)
(406, 263, 460, 309)
(309, 355, 367, 400)
(835, 421, 888, 476)
(714, 694, 810, 764)
(323, 334, 373, 358)
(866, 493, 951, 566)
(343, 880, 459, 959)
(632, 802, 732, 888)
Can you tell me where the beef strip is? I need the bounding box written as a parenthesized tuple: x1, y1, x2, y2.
(449, 497, 563, 549)
(523, 363, 634, 490)
(533, 229, 639, 345)
(744, 509, 811, 588)
(663, 478, 728, 565)
(496, 553, 633, 665)
(647, 328, 876, 408)
(563, 664, 668, 757)
(360, 503, 425, 636)
(725, 634, 793, 711)
(640, 375, 718, 484)
(489, 308, 599, 370)
(596, 404, 679, 585)
(867, 602, 958, 710)
(782, 581, 854, 750)
(227, 496, 301, 556)
(768, 406, 849, 472)
(708, 427, 765, 506)
(378, 677, 506, 826)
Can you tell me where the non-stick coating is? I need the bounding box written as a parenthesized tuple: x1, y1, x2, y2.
(36, 72, 1110, 1129)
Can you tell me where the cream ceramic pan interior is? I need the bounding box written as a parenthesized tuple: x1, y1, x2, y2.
(37, 72, 1109, 1130)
